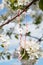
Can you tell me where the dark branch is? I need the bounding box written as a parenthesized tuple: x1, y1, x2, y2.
(0, 0, 38, 28)
(12, 32, 43, 42)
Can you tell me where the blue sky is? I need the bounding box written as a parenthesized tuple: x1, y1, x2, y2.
(0, 0, 43, 65)
(0, 0, 2, 4)
(0, 7, 7, 15)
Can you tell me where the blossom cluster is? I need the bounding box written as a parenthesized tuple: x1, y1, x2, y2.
(0, 34, 10, 51)
(18, 40, 42, 60)
(3, 0, 30, 9)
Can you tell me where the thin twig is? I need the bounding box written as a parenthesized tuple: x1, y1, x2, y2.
(12, 32, 43, 41)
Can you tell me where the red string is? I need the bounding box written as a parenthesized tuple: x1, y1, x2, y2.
(18, 9, 28, 46)
(26, 23, 28, 33)
(17, 10, 20, 25)
(17, 10, 22, 45)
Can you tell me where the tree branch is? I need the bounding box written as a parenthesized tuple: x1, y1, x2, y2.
(0, 0, 38, 28)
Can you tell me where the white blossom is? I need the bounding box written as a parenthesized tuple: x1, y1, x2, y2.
(0, 34, 10, 51)
(18, 40, 42, 60)
(0, 4, 4, 10)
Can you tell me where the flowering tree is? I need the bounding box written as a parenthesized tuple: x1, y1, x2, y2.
(0, 0, 43, 65)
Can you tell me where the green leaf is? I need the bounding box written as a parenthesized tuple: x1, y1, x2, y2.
(39, 0, 43, 11)
(10, 0, 14, 3)
(26, 32, 31, 36)
(15, 34, 18, 39)
(1, 44, 4, 48)
(6, 31, 12, 38)
(10, 0, 18, 4)
(0, 52, 2, 56)
(34, 15, 42, 25)
(20, 48, 29, 60)
(6, 52, 11, 60)
(7, 55, 10, 60)
(10, 4, 18, 10)
(14, 0, 18, 3)
(1, 15, 7, 20)
(9, 0, 18, 10)
(18, 5, 26, 10)
(10, 4, 26, 10)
